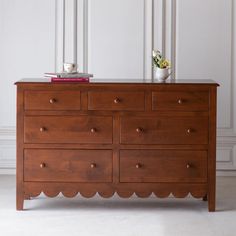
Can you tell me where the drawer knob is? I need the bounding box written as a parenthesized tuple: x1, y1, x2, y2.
(187, 128, 192, 134)
(90, 128, 97, 133)
(136, 163, 141, 169)
(39, 127, 46, 132)
(49, 98, 56, 104)
(40, 163, 46, 168)
(136, 127, 143, 133)
(186, 164, 191, 169)
(114, 98, 120, 104)
(178, 99, 183, 104)
(90, 163, 96, 168)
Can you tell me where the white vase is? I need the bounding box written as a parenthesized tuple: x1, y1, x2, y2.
(154, 67, 171, 82)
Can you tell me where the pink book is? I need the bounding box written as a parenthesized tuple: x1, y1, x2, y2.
(51, 77, 90, 82)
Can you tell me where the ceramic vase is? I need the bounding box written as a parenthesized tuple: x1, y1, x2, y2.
(154, 67, 171, 82)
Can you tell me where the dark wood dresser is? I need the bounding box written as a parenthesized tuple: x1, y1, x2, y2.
(15, 79, 219, 211)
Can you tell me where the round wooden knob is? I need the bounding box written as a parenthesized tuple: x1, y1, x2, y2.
(90, 163, 96, 168)
(136, 127, 143, 133)
(186, 164, 191, 169)
(178, 99, 183, 104)
(187, 128, 192, 134)
(114, 98, 120, 104)
(39, 127, 46, 132)
(136, 163, 141, 169)
(90, 128, 96, 133)
(49, 98, 56, 104)
(40, 163, 46, 168)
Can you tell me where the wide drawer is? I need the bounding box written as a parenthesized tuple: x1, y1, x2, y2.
(24, 116, 112, 144)
(24, 90, 81, 110)
(120, 116, 208, 144)
(152, 91, 209, 111)
(88, 91, 145, 111)
(120, 150, 207, 183)
(24, 149, 112, 182)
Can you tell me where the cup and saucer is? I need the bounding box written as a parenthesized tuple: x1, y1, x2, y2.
(63, 62, 78, 74)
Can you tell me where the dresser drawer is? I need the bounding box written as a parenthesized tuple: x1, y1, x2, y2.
(24, 116, 112, 144)
(24, 90, 81, 110)
(120, 150, 207, 183)
(120, 116, 208, 144)
(24, 149, 112, 182)
(88, 91, 145, 111)
(152, 91, 209, 111)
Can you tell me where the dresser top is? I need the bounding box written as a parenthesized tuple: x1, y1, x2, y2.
(15, 78, 219, 85)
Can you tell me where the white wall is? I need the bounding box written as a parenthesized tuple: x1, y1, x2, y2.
(0, 0, 235, 175)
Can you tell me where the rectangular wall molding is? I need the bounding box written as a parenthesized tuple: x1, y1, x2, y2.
(55, 0, 65, 72)
(143, 0, 154, 79)
(153, 0, 176, 80)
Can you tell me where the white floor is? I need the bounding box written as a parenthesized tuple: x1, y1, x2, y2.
(0, 176, 236, 236)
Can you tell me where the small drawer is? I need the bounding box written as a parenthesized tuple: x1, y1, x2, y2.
(152, 91, 209, 111)
(24, 90, 81, 110)
(88, 91, 145, 111)
(120, 116, 208, 144)
(24, 149, 112, 182)
(120, 150, 207, 183)
(24, 116, 112, 144)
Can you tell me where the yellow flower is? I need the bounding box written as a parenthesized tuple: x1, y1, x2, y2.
(160, 60, 171, 69)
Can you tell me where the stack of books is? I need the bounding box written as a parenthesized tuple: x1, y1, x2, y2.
(44, 72, 93, 82)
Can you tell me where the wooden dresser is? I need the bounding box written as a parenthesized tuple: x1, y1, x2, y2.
(15, 79, 219, 211)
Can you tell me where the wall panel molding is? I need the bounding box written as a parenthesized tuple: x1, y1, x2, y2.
(1, 0, 236, 175)
(233, 0, 236, 131)
(164, 0, 176, 80)
(83, 0, 89, 72)
(55, 0, 65, 72)
(153, 0, 164, 53)
(86, 0, 151, 79)
(153, 0, 176, 79)
(64, 0, 78, 63)
(68, 0, 154, 78)
(144, 0, 154, 79)
(216, 0, 236, 171)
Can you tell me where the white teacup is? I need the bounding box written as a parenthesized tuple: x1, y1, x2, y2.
(63, 63, 77, 73)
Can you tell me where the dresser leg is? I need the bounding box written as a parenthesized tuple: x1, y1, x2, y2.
(16, 192, 24, 210)
(208, 194, 215, 212)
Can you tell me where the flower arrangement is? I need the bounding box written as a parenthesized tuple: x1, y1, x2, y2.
(152, 50, 171, 69)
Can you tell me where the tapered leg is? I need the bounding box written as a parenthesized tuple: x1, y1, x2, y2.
(16, 87, 25, 211)
(16, 191, 24, 210)
(208, 87, 216, 212)
(208, 191, 215, 212)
